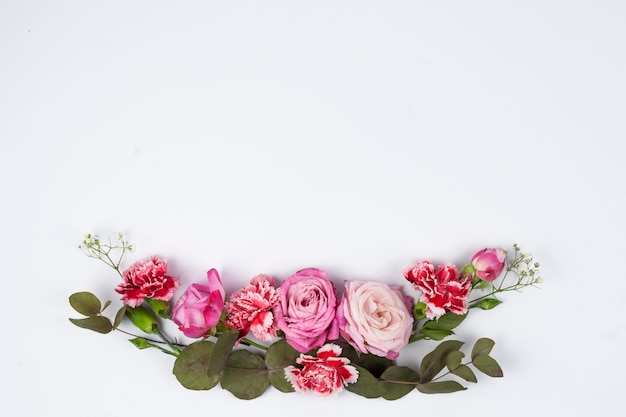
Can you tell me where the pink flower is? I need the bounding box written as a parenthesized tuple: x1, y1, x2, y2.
(337, 281, 413, 360)
(285, 343, 358, 396)
(172, 269, 225, 338)
(224, 274, 281, 341)
(471, 248, 507, 282)
(404, 261, 472, 320)
(273, 268, 339, 353)
(115, 256, 180, 308)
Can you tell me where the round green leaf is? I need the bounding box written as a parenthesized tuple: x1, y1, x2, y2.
(69, 292, 102, 316)
(419, 340, 464, 383)
(446, 350, 464, 370)
(471, 338, 495, 360)
(451, 364, 477, 383)
(380, 366, 419, 400)
(473, 355, 503, 377)
(341, 346, 393, 378)
(345, 365, 385, 398)
(69, 316, 113, 334)
(265, 340, 299, 392)
(173, 341, 221, 390)
(221, 350, 269, 399)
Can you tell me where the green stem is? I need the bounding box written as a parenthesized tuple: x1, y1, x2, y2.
(158, 331, 181, 356)
(241, 338, 269, 351)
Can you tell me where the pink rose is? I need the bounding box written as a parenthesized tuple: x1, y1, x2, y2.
(471, 248, 507, 282)
(115, 256, 180, 308)
(172, 269, 225, 338)
(273, 268, 339, 353)
(337, 281, 413, 360)
(404, 261, 472, 320)
(285, 343, 358, 396)
(224, 274, 281, 341)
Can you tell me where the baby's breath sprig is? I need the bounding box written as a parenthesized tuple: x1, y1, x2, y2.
(469, 244, 541, 309)
(78, 232, 134, 278)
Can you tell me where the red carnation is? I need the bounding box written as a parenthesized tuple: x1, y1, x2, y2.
(115, 256, 180, 308)
(404, 261, 471, 320)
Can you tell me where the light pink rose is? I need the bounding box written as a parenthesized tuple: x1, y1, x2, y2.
(471, 248, 507, 282)
(337, 281, 414, 360)
(115, 256, 180, 308)
(273, 268, 339, 353)
(172, 269, 225, 338)
(404, 261, 471, 320)
(285, 343, 358, 396)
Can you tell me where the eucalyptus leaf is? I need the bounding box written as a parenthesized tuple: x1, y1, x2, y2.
(450, 365, 477, 383)
(69, 292, 102, 317)
(419, 340, 464, 383)
(420, 328, 454, 341)
(446, 350, 464, 370)
(341, 346, 393, 378)
(380, 366, 419, 400)
(265, 340, 299, 393)
(207, 330, 239, 377)
(101, 300, 111, 313)
(473, 355, 503, 377)
(423, 312, 466, 331)
(221, 350, 269, 400)
(344, 365, 385, 398)
(471, 338, 495, 359)
(69, 316, 113, 334)
(113, 305, 127, 329)
(172, 341, 221, 390)
(416, 380, 467, 394)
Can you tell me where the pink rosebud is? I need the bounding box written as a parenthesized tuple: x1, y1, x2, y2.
(471, 248, 507, 282)
(285, 343, 358, 396)
(337, 281, 413, 360)
(273, 268, 339, 353)
(172, 269, 225, 338)
(115, 256, 180, 308)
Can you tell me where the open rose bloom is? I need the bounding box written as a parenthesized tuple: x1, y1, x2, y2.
(115, 256, 180, 308)
(285, 343, 358, 396)
(337, 281, 414, 359)
(273, 268, 339, 352)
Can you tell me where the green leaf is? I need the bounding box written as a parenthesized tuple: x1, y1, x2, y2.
(380, 366, 419, 400)
(423, 312, 466, 331)
(69, 292, 102, 316)
(416, 380, 466, 394)
(345, 365, 385, 398)
(207, 330, 239, 378)
(420, 328, 454, 341)
(419, 340, 464, 383)
(471, 338, 495, 360)
(101, 300, 111, 313)
(473, 355, 503, 377)
(265, 340, 299, 393)
(129, 337, 153, 349)
(476, 298, 503, 310)
(450, 365, 477, 383)
(446, 350, 464, 370)
(172, 341, 221, 390)
(221, 350, 269, 400)
(69, 316, 113, 334)
(113, 305, 127, 329)
(340, 343, 393, 378)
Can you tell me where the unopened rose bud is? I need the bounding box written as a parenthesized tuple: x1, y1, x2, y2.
(125, 306, 160, 334)
(471, 248, 507, 282)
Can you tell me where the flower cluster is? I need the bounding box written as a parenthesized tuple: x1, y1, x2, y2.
(70, 234, 541, 399)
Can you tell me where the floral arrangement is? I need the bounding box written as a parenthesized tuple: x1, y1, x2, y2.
(69, 233, 541, 399)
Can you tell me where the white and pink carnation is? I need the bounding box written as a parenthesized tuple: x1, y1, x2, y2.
(285, 343, 358, 396)
(404, 261, 472, 319)
(224, 274, 281, 341)
(115, 256, 180, 308)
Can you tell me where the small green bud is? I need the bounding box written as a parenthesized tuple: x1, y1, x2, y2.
(145, 298, 171, 318)
(125, 306, 160, 334)
(413, 301, 427, 321)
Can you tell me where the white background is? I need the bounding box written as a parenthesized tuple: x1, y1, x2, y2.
(1, 1, 624, 415)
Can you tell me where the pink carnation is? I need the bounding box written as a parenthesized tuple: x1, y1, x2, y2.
(224, 274, 281, 341)
(115, 256, 180, 308)
(404, 261, 471, 320)
(285, 343, 358, 396)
